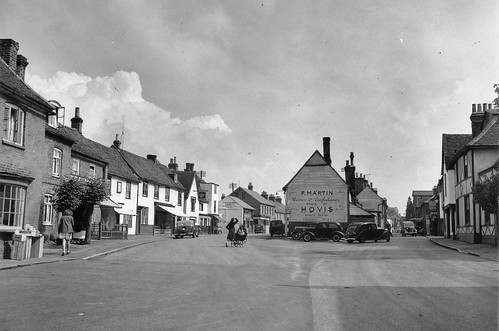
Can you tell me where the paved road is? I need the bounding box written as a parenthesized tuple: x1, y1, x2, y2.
(0, 235, 497, 331)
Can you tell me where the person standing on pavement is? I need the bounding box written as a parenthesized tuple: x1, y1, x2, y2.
(226, 218, 238, 247)
(58, 209, 74, 256)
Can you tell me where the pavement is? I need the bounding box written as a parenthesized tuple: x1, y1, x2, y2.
(427, 236, 498, 262)
(0, 235, 497, 270)
(0, 234, 170, 270)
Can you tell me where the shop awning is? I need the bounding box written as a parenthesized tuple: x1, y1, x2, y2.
(156, 204, 187, 218)
(115, 206, 136, 216)
(99, 197, 121, 208)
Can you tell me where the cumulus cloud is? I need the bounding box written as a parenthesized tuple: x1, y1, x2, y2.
(26, 69, 232, 165)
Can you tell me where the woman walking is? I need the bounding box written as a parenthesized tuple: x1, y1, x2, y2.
(225, 218, 238, 247)
(59, 209, 74, 256)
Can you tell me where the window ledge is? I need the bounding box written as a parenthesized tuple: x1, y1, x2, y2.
(2, 139, 25, 150)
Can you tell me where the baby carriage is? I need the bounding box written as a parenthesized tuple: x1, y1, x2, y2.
(233, 229, 247, 247)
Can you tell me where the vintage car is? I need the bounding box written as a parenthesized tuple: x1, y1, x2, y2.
(269, 220, 285, 237)
(174, 220, 200, 239)
(290, 222, 318, 240)
(401, 221, 417, 237)
(344, 222, 391, 243)
(299, 222, 344, 242)
(254, 224, 264, 234)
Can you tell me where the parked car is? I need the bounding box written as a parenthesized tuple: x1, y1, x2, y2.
(290, 222, 318, 240)
(174, 220, 200, 239)
(300, 222, 344, 242)
(269, 220, 285, 237)
(254, 224, 264, 234)
(401, 221, 417, 237)
(344, 222, 390, 243)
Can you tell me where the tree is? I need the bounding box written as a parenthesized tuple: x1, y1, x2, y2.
(473, 174, 499, 215)
(386, 206, 401, 230)
(405, 196, 414, 221)
(54, 177, 108, 244)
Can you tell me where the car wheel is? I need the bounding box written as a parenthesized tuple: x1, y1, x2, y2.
(386, 235, 391, 242)
(270, 233, 273, 237)
(292, 232, 301, 240)
(175, 235, 178, 239)
(358, 237, 366, 243)
(332, 234, 341, 242)
(302, 233, 312, 242)
(347, 239, 353, 244)
(180, 236, 183, 238)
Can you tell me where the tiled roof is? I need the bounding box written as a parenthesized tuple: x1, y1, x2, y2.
(270, 199, 286, 213)
(442, 134, 472, 170)
(0, 58, 55, 113)
(468, 115, 499, 147)
(350, 203, 374, 216)
(232, 187, 274, 206)
(156, 163, 185, 191)
(174, 171, 196, 194)
(117, 149, 178, 187)
(220, 196, 255, 210)
(46, 125, 139, 182)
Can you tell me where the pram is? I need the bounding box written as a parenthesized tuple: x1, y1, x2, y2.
(233, 231, 247, 247)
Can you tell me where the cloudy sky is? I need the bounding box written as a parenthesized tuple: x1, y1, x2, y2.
(1, 0, 497, 213)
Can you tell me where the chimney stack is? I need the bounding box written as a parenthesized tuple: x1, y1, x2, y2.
(147, 154, 157, 163)
(323, 137, 331, 165)
(0, 39, 19, 70)
(113, 134, 121, 149)
(168, 157, 178, 171)
(261, 191, 269, 200)
(470, 103, 485, 137)
(276, 196, 282, 204)
(344, 152, 356, 197)
(268, 193, 275, 201)
(248, 182, 253, 190)
(70, 107, 83, 133)
(16, 55, 28, 80)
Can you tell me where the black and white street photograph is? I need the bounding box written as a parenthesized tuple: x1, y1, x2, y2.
(0, 1, 498, 330)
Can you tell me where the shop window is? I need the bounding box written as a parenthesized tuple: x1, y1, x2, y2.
(0, 184, 26, 227)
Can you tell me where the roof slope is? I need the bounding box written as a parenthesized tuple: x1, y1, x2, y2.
(282, 150, 348, 191)
(468, 115, 499, 147)
(0, 58, 54, 112)
(442, 134, 472, 172)
(231, 187, 274, 206)
(116, 149, 179, 187)
(220, 196, 255, 210)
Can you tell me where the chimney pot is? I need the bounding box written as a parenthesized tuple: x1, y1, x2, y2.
(483, 103, 487, 111)
(248, 182, 253, 190)
(147, 154, 157, 163)
(477, 104, 482, 112)
(472, 104, 476, 113)
(350, 152, 354, 165)
(346, 160, 349, 166)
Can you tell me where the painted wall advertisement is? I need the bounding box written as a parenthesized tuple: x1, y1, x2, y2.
(287, 186, 347, 223)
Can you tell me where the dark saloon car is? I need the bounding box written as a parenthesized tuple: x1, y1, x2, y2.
(401, 221, 417, 237)
(174, 220, 200, 239)
(269, 220, 285, 237)
(300, 222, 344, 242)
(254, 224, 264, 234)
(344, 222, 390, 243)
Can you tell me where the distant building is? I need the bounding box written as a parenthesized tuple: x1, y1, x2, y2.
(282, 137, 350, 232)
(218, 195, 255, 232)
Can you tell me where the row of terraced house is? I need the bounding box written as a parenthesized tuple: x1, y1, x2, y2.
(0, 38, 223, 249)
(408, 101, 498, 246)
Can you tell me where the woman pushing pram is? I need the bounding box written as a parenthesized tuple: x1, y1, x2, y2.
(233, 225, 247, 247)
(226, 218, 238, 247)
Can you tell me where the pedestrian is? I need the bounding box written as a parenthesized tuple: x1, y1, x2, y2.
(58, 209, 74, 256)
(226, 218, 238, 247)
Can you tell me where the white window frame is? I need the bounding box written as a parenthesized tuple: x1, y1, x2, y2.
(72, 159, 80, 175)
(117, 181, 123, 194)
(4, 103, 25, 146)
(0, 184, 26, 228)
(165, 187, 170, 202)
(42, 194, 54, 225)
(52, 148, 62, 177)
